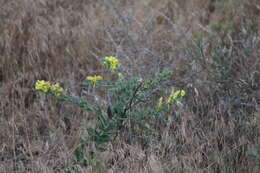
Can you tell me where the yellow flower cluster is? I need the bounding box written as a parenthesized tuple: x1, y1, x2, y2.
(167, 90, 186, 104)
(35, 80, 65, 96)
(35, 80, 51, 93)
(156, 90, 186, 109)
(86, 75, 103, 85)
(104, 56, 120, 71)
(50, 83, 65, 96)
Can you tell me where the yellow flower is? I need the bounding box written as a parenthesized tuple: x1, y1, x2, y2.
(167, 90, 186, 104)
(35, 80, 51, 93)
(156, 97, 163, 109)
(35, 80, 65, 97)
(50, 83, 65, 96)
(86, 75, 103, 85)
(104, 56, 120, 71)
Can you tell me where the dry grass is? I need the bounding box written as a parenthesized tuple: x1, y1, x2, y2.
(0, 0, 259, 172)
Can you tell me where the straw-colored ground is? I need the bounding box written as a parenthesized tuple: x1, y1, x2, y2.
(0, 0, 259, 172)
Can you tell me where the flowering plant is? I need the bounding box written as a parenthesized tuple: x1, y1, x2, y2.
(86, 75, 103, 86)
(35, 80, 65, 97)
(103, 56, 120, 71)
(35, 56, 186, 166)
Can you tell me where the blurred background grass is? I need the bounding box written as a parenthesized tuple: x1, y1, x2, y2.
(0, 0, 259, 172)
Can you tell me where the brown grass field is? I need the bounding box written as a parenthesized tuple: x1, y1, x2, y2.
(0, 0, 259, 172)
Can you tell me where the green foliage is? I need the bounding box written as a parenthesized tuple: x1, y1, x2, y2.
(35, 57, 186, 168)
(74, 138, 88, 167)
(214, 1, 245, 9)
(210, 23, 233, 33)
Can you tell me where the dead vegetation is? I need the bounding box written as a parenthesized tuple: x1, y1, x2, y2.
(0, 0, 259, 172)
